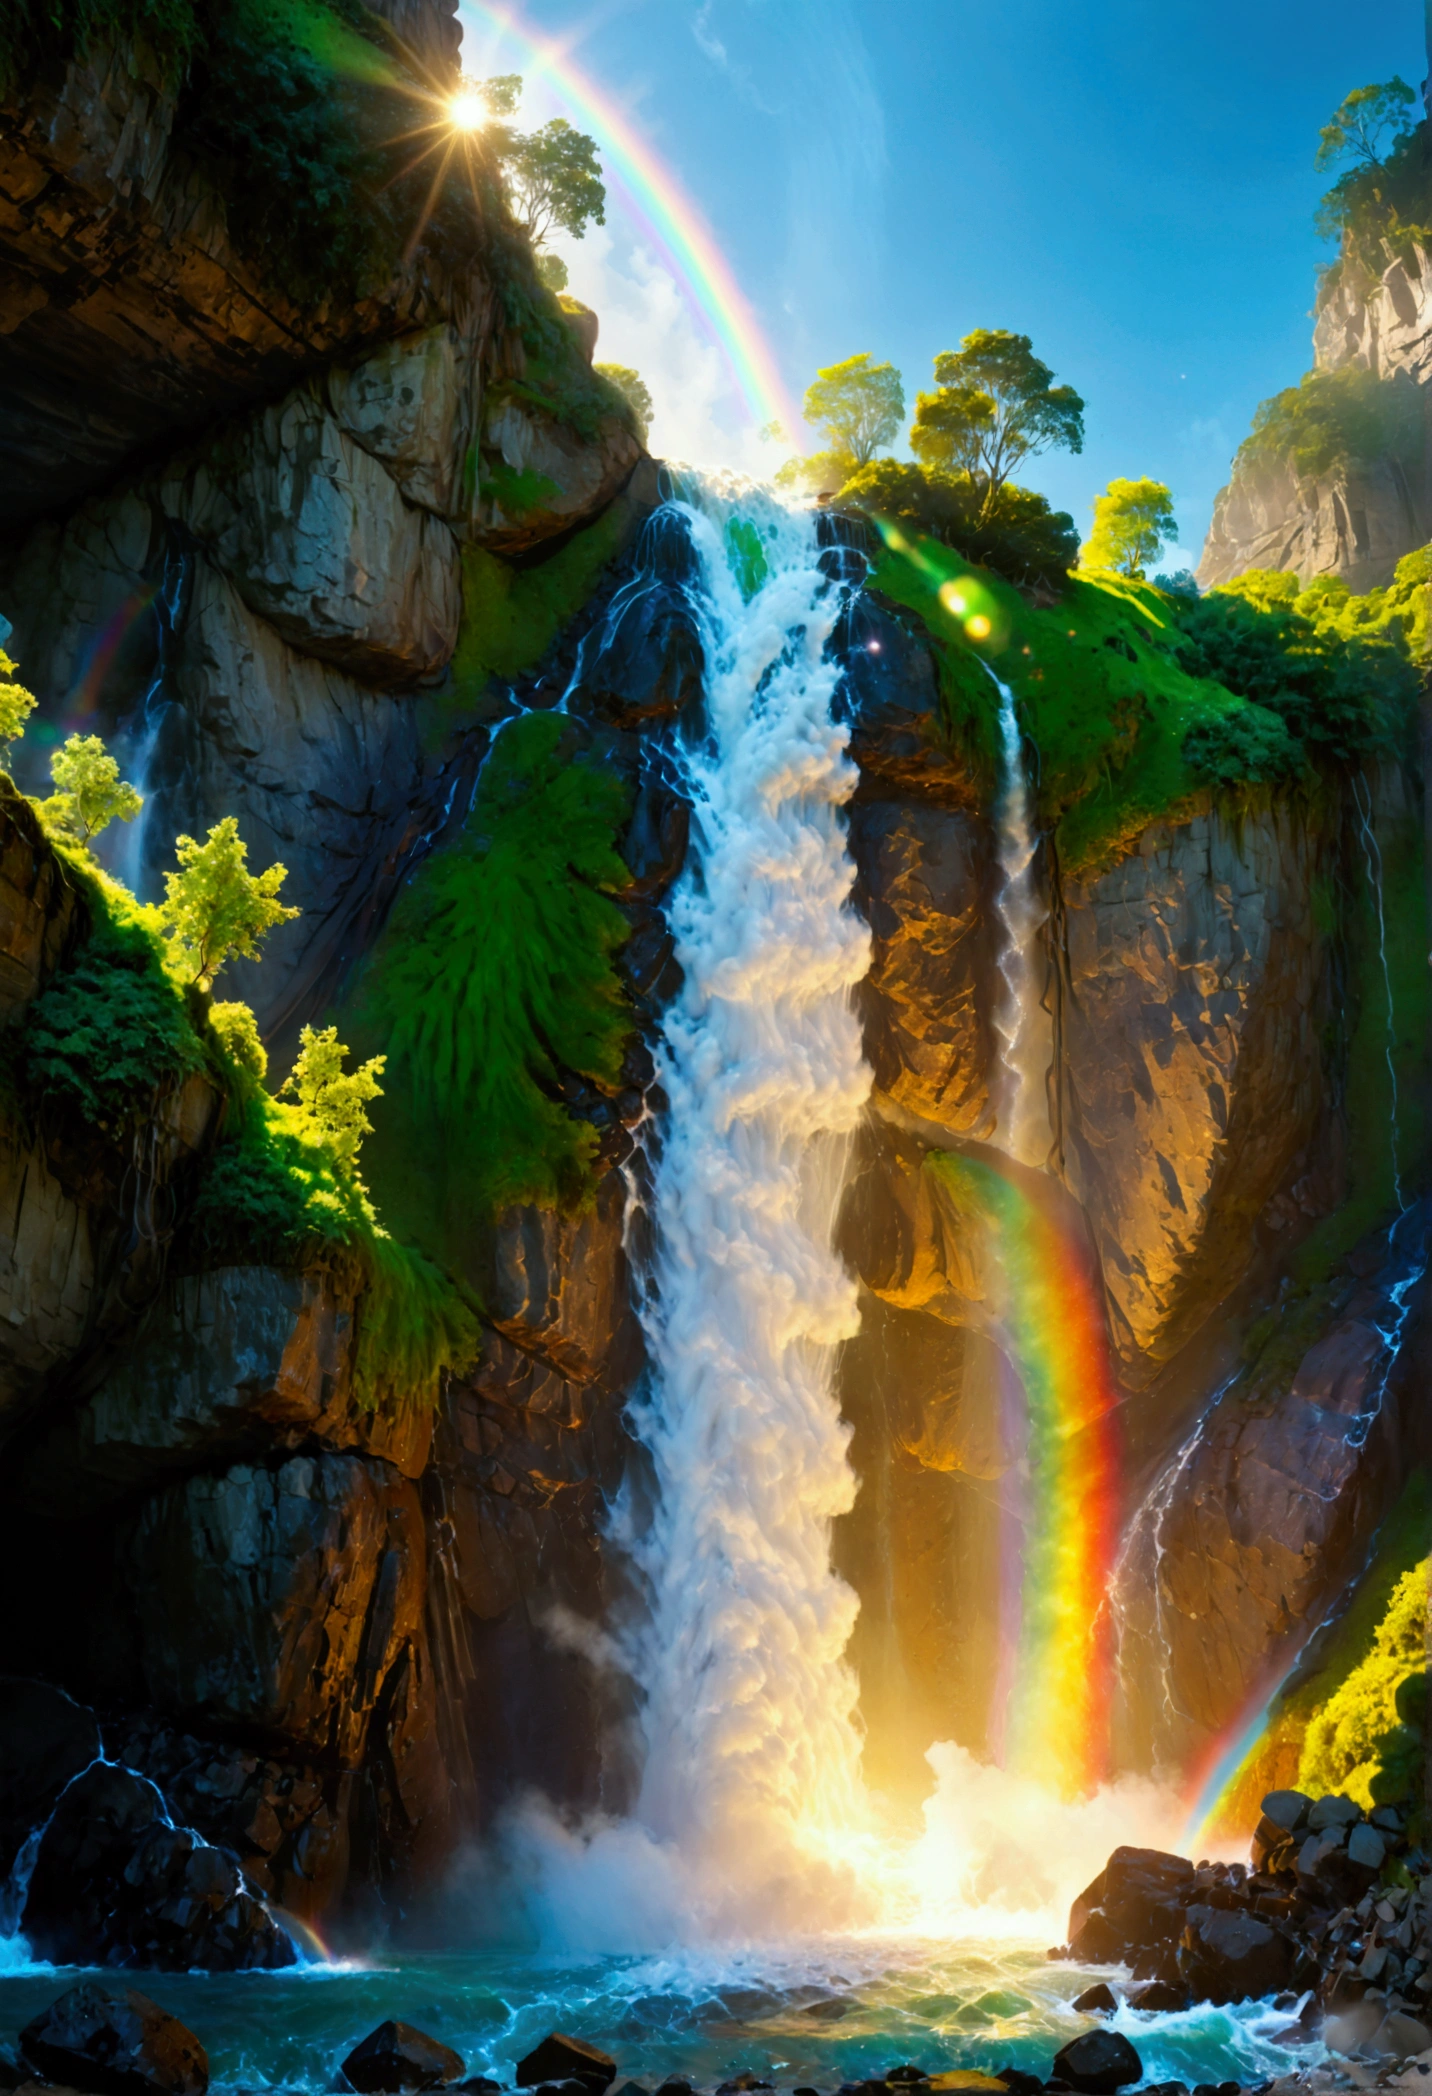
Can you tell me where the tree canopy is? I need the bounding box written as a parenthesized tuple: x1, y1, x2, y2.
(910, 330, 1084, 522)
(800, 354, 905, 484)
(505, 116, 605, 246)
(1081, 477, 1178, 579)
(1316, 79, 1417, 176)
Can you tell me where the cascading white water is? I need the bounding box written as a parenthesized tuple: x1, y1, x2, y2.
(629, 482, 874, 1891)
(985, 670, 1052, 1169)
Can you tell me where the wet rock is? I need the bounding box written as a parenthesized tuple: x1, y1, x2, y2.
(1068, 1847, 1195, 1964)
(581, 578, 703, 731)
(1372, 2010, 1432, 2059)
(1308, 1794, 1363, 1832)
(1178, 1905, 1295, 2006)
(1126, 1982, 1189, 2012)
(515, 2038, 616, 2092)
(1072, 1985, 1118, 2014)
(161, 390, 461, 684)
(488, 1171, 639, 1383)
(845, 595, 979, 806)
(1059, 803, 1327, 1378)
(0, 1676, 100, 1881)
(21, 1762, 293, 1970)
(1050, 2032, 1142, 2094)
(994, 2073, 1043, 2096)
(1262, 1791, 1313, 1833)
(1347, 1823, 1387, 1870)
(20, 1984, 208, 2096)
(342, 2022, 465, 2092)
(21, 1266, 430, 1517)
(849, 799, 992, 1133)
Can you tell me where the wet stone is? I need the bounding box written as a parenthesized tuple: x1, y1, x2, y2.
(342, 2023, 465, 2093)
(516, 2043, 617, 2096)
(1050, 2033, 1143, 2095)
(1071, 1985, 1118, 2014)
(21, 1984, 208, 2096)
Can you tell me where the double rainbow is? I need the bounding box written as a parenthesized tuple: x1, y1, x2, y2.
(457, 2, 803, 443)
(927, 1150, 1121, 1797)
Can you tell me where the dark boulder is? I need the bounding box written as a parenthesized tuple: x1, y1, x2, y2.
(1127, 1981, 1189, 2012)
(515, 2038, 616, 2092)
(1261, 1790, 1312, 1833)
(1072, 1985, 1118, 2013)
(582, 575, 703, 732)
(22, 1761, 294, 1971)
(1068, 1847, 1194, 1962)
(1050, 2032, 1143, 2094)
(342, 2024, 465, 2093)
(20, 1984, 208, 2096)
(0, 1676, 100, 1880)
(995, 2073, 1044, 2096)
(1178, 1905, 1295, 2005)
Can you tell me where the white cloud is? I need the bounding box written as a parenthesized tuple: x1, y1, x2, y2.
(555, 219, 781, 478)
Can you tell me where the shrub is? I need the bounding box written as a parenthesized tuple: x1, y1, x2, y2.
(1238, 365, 1423, 482)
(159, 815, 299, 990)
(209, 999, 267, 1080)
(1182, 703, 1305, 788)
(0, 650, 36, 752)
(279, 1024, 384, 1176)
(841, 459, 1078, 587)
(1298, 1555, 1429, 1807)
(39, 733, 142, 849)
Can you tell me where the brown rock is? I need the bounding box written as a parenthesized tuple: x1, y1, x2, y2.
(342, 2023, 464, 2093)
(516, 2037, 616, 2091)
(473, 397, 642, 555)
(1179, 1904, 1295, 2005)
(20, 1985, 208, 2096)
(0, 1677, 100, 1882)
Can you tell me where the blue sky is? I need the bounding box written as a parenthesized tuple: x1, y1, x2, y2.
(458, 0, 1425, 568)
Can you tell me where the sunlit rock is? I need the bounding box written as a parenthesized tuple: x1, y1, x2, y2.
(473, 396, 643, 555)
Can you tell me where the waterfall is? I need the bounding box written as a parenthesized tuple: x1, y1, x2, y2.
(629, 481, 874, 1889)
(985, 670, 1051, 1168)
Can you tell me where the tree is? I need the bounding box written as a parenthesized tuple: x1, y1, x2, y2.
(159, 815, 299, 990)
(40, 733, 142, 849)
(1081, 477, 1178, 579)
(0, 651, 35, 754)
(281, 1024, 386, 1174)
(1316, 79, 1417, 176)
(506, 117, 605, 246)
(596, 363, 654, 445)
(535, 251, 569, 293)
(801, 354, 905, 483)
(910, 331, 1084, 522)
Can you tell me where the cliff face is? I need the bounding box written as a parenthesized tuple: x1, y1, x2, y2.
(1197, 243, 1432, 590)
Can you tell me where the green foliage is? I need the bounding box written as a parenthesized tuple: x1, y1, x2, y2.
(189, 1087, 480, 1415)
(502, 114, 605, 245)
(787, 354, 906, 487)
(536, 251, 569, 293)
(0, 0, 198, 86)
(360, 709, 634, 1227)
(1299, 1553, 1429, 1808)
(910, 330, 1084, 520)
(1182, 702, 1305, 787)
(280, 1023, 384, 1175)
(21, 872, 206, 1127)
(1239, 365, 1423, 482)
(840, 458, 1079, 589)
(1175, 578, 1418, 764)
(39, 733, 142, 848)
(595, 362, 654, 445)
(1081, 476, 1178, 580)
(480, 457, 561, 516)
(0, 650, 37, 752)
(159, 815, 299, 989)
(1153, 569, 1200, 600)
(448, 509, 625, 714)
(1315, 91, 1432, 275)
(209, 999, 267, 1080)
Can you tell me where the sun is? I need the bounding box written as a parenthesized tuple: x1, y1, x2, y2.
(447, 86, 487, 132)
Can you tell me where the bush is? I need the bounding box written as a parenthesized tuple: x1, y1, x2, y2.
(1238, 365, 1423, 482)
(1298, 1555, 1429, 1807)
(840, 459, 1079, 588)
(21, 879, 207, 1128)
(1182, 703, 1305, 788)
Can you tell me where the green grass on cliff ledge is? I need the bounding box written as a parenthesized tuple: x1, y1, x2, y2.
(341, 708, 635, 1284)
(446, 508, 626, 722)
(871, 528, 1253, 875)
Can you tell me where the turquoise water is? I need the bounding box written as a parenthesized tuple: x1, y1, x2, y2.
(0, 1939, 1314, 2092)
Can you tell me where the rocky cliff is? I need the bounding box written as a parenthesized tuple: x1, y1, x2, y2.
(1198, 240, 1432, 589)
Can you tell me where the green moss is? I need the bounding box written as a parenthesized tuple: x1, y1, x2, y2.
(1299, 1549, 1429, 1808)
(872, 528, 1248, 872)
(20, 859, 207, 1128)
(347, 709, 634, 1280)
(190, 1084, 480, 1414)
(448, 508, 625, 716)
(479, 459, 561, 517)
(1209, 1472, 1432, 1831)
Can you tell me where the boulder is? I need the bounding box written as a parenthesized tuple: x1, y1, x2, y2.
(515, 2038, 616, 2092)
(1049, 2033, 1142, 2094)
(1178, 1905, 1294, 2005)
(20, 1984, 208, 2096)
(1373, 2011, 1432, 2060)
(1346, 1823, 1387, 1870)
(472, 398, 641, 556)
(1067, 1848, 1194, 1963)
(21, 1762, 294, 1971)
(1126, 1981, 1189, 2012)
(1308, 1794, 1362, 1831)
(1261, 1790, 1313, 1833)
(342, 2022, 465, 2092)
(0, 1676, 100, 1881)
(1071, 1984, 1117, 2014)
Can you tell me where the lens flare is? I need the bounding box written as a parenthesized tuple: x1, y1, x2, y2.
(966, 612, 993, 640)
(448, 86, 486, 129)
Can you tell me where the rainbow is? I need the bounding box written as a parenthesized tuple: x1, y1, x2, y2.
(456, 2, 803, 445)
(927, 1150, 1121, 1796)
